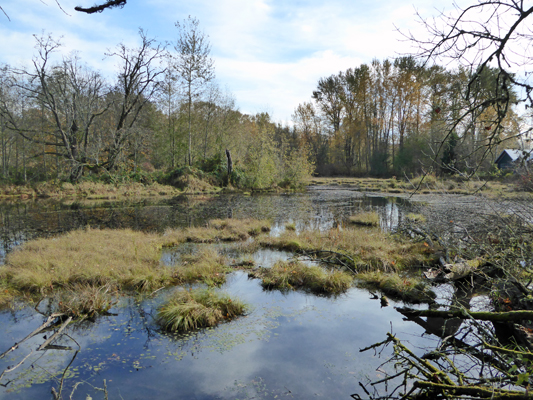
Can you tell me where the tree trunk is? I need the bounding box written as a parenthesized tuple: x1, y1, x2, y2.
(225, 148, 232, 186)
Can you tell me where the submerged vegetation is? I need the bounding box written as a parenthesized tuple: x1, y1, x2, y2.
(157, 288, 247, 332)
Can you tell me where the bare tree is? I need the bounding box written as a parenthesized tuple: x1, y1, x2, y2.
(104, 29, 165, 171)
(0, 35, 108, 182)
(406, 1, 533, 170)
(173, 16, 215, 166)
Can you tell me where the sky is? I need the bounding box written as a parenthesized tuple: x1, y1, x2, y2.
(0, 0, 463, 124)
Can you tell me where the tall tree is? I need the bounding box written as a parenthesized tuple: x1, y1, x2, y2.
(0, 35, 108, 182)
(105, 29, 165, 171)
(173, 16, 215, 166)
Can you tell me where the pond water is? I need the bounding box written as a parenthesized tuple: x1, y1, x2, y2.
(0, 187, 438, 399)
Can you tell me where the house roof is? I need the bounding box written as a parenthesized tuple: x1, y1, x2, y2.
(495, 149, 533, 164)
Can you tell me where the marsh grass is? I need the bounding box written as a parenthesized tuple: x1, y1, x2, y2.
(259, 227, 434, 271)
(56, 283, 117, 318)
(285, 222, 297, 231)
(251, 261, 354, 294)
(157, 288, 247, 332)
(174, 247, 230, 286)
(349, 212, 380, 227)
(162, 218, 271, 246)
(31, 181, 182, 199)
(2, 228, 171, 293)
(356, 271, 436, 303)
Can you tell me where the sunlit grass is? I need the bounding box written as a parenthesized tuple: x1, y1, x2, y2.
(162, 218, 271, 246)
(349, 212, 380, 227)
(258, 226, 435, 271)
(251, 261, 354, 294)
(356, 271, 436, 303)
(2, 228, 171, 293)
(173, 247, 230, 287)
(157, 288, 247, 333)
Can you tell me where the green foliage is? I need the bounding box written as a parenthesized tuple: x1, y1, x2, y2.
(279, 145, 314, 189)
(440, 131, 459, 173)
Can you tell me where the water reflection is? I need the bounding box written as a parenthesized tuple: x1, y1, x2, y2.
(0, 189, 413, 262)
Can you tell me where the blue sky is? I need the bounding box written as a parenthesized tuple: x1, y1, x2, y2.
(0, 0, 461, 123)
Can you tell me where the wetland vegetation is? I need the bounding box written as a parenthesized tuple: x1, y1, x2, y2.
(0, 181, 531, 399)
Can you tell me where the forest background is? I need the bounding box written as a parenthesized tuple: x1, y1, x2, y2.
(0, 15, 527, 190)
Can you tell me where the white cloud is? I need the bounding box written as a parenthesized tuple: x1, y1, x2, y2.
(0, 0, 466, 122)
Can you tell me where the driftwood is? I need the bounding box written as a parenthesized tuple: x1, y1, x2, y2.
(397, 306, 533, 322)
(38, 317, 73, 351)
(0, 313, 64, 360)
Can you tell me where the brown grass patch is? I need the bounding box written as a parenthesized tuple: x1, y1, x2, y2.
(250, 260, 354, 294)
(2, 228, 171, 293)
(258, 226, 434, 271)
(356, 271, 436, 303)
(162, 218, 271, 246)
(157, 288, 247, 332)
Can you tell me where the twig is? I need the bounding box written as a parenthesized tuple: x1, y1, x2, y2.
(0, 350, 34, 381)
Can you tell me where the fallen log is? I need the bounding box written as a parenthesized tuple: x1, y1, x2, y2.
(397, 306, 533, 322)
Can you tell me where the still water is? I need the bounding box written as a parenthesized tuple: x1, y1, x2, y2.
(0, 187, 433, 399)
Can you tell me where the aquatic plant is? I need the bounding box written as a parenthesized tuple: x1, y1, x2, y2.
(162, 218, 271, 245)
(173, 247, 230, 286)
(157, 288, 247, 332)
(252, 261, 354, 294)
(2, 228, 172, 294)
(56, 283, 117, 318)
(356, 271, 436, 303)
(259, 226, 435, 271)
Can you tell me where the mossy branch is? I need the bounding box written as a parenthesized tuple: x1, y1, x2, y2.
(396, 306, 533, 322)
(413, 381, 532, 399)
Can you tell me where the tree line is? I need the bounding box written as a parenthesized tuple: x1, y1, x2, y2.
(0, 18, 312, 188)
(293, 57, 523, 177)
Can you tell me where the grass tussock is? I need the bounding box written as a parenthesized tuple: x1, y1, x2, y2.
(56, 283, 117, 318)
(259, 227, 435, 271)
(162, 218, 271, 246)
(173, 247, 230, 286)
(349, 212, 380, 227)
(2, 228, 171, 294)
(251, 261, 354, 294)
(157, 288, 247, 333)
(357, 271, 436, 304)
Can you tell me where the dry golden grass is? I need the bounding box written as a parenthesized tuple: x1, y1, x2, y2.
(157, 288, 247, 332)
(2, 228, 171, 293)
(162, 218, 271, 246)
(251, 260, 354, 294)
(258, 226, 435, 271)
(349, 212, 380, 227)
(56, 283, 117, 318)
(173, 247, 230, 287)
(356, 271, 436, 303)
